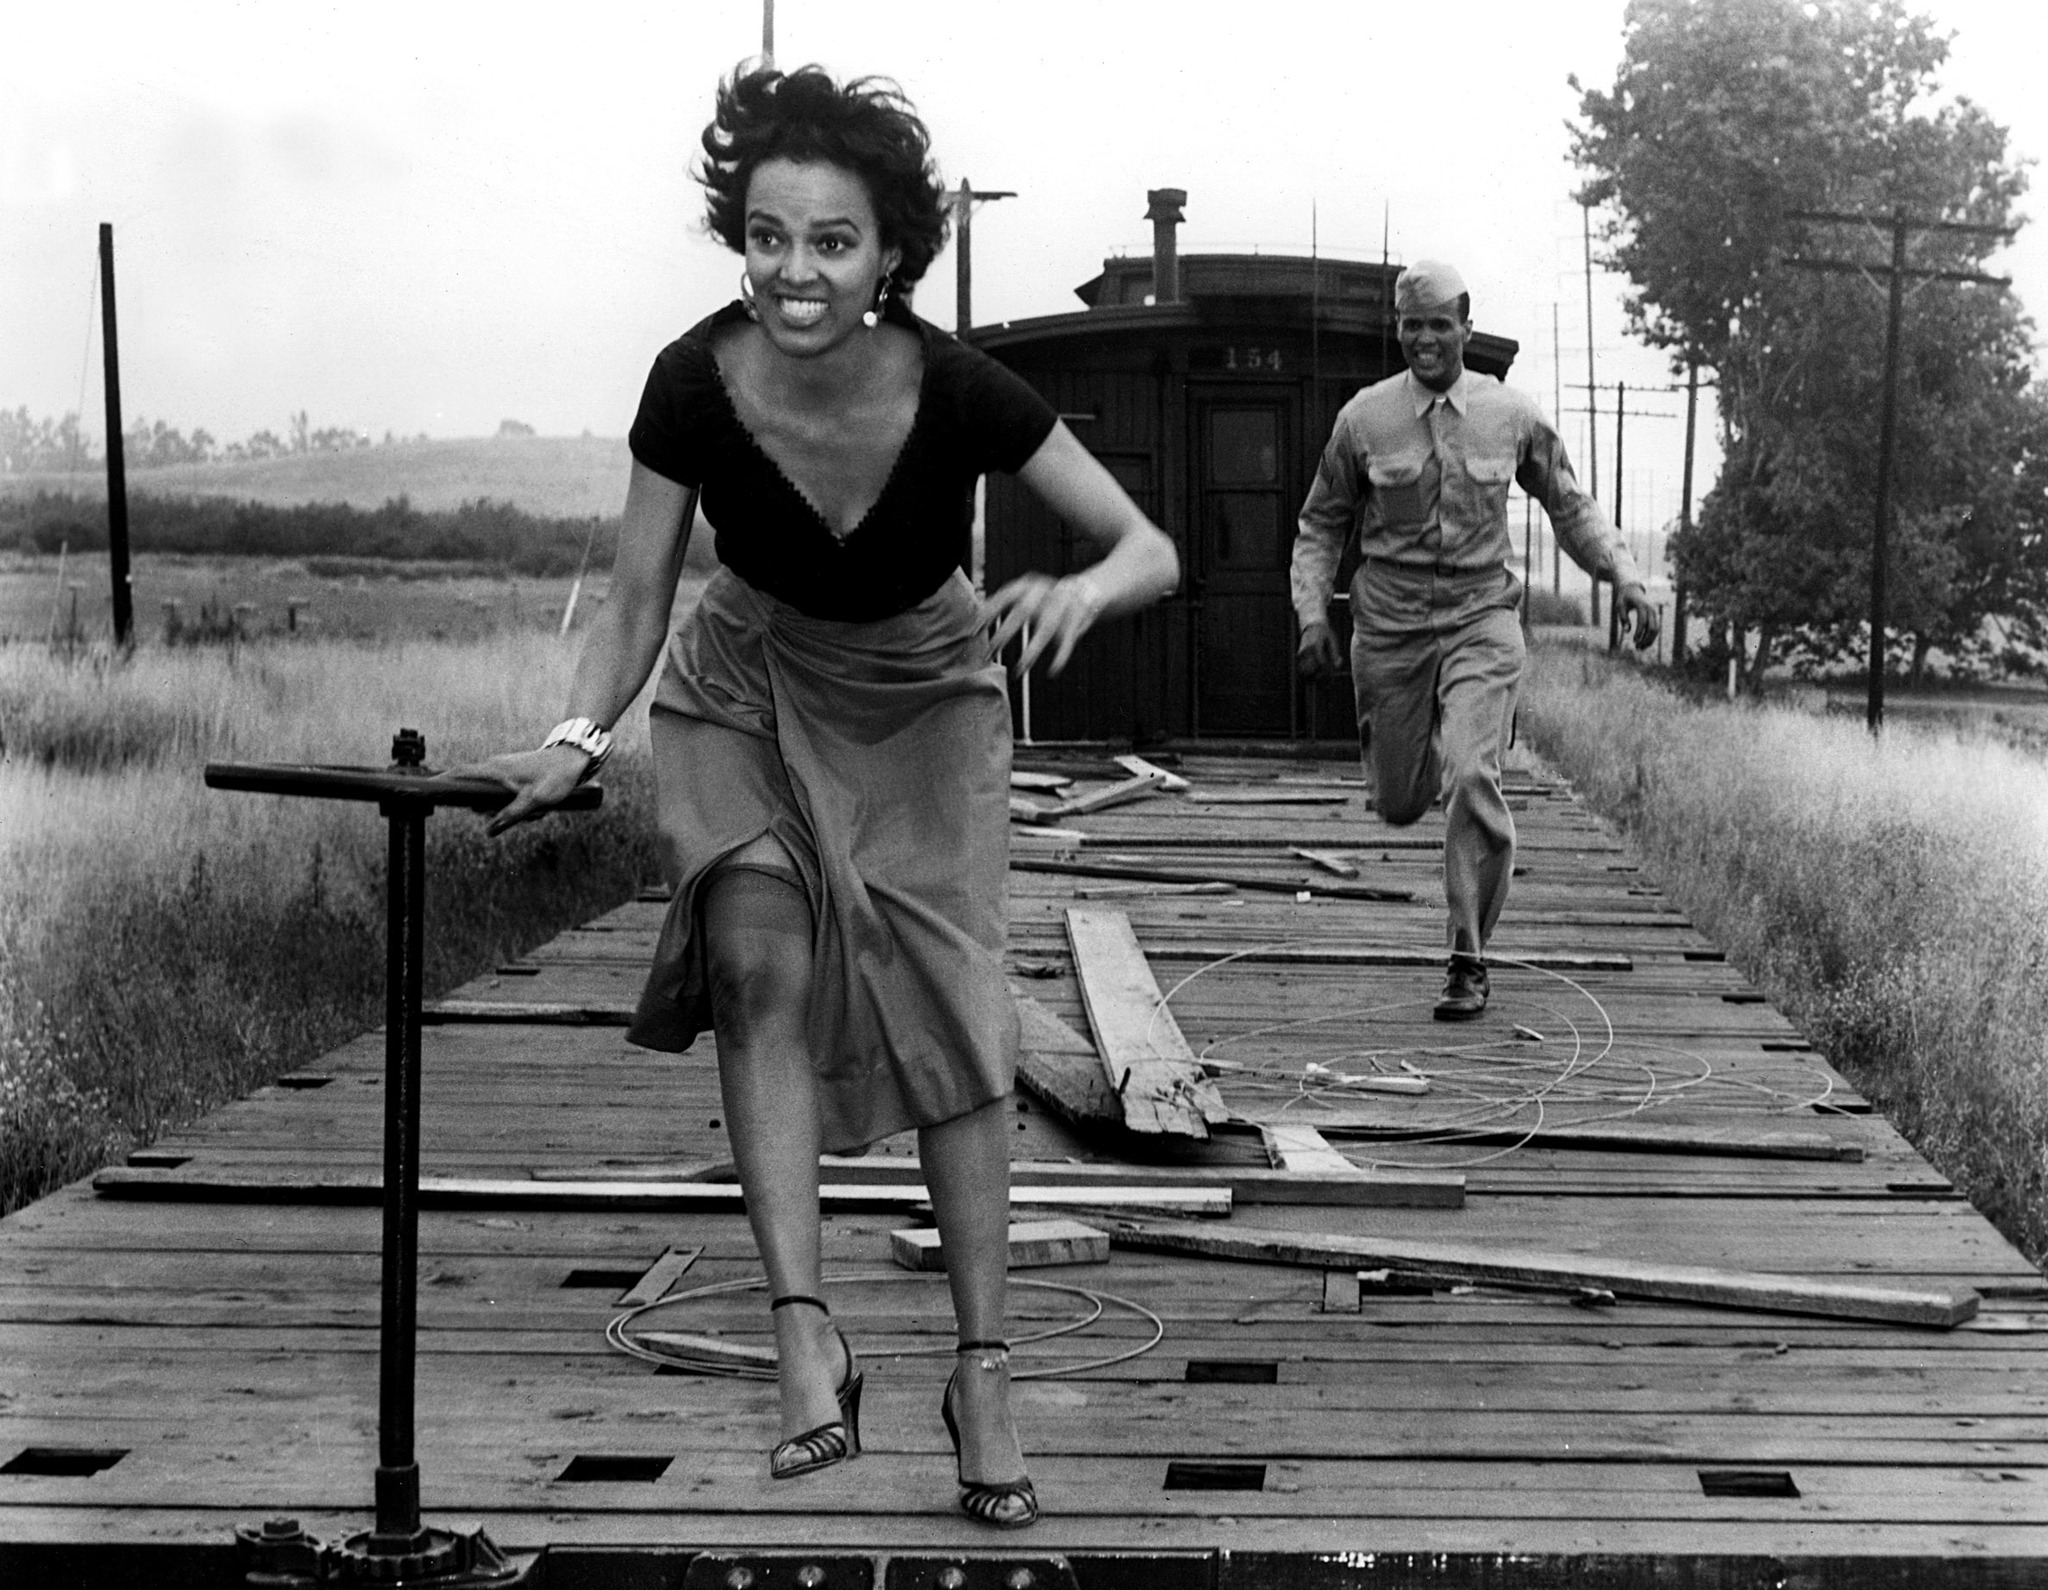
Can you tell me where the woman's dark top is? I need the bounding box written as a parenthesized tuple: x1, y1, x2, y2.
(628, 299, 1059, 622)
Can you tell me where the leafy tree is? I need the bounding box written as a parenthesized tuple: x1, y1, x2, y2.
(124, 416, 215, 467)
(1572, 0, 2041, 682)
(0, 408, 94, 473)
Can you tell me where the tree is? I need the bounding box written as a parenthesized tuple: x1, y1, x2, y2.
(1572, 0, 2039, 682)
(0, 408, 94, 473)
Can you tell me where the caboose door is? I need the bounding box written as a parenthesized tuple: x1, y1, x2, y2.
(1190, 388, 1301, 735)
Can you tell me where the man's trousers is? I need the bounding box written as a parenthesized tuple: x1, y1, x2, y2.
(1347, 561, 1526, 955)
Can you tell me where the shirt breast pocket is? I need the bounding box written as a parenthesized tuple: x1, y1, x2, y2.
(1367, 458, 1428, 529)
(1462, 453, 1516, 518)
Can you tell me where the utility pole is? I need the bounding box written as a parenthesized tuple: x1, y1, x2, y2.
(1522, 496, 1533, 628)
(944, 179, 1015, 333)
(1582, 203, 1602, 633)
(1674, 362, 1699, 664)
(1551, 303, 1562, 595)
(1608, 380, 1625, 653)
(1380, 203, 1392, 381)
(761, 0, 774, 62)
(99, 223, 133, 650)
(1787, 208, 2013, 733)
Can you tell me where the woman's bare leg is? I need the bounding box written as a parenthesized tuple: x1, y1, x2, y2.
(702, 868, 843, 1441)
(920, 1096, 1026, 1482)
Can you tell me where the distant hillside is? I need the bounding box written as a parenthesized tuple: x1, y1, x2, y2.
(0, 435, 633, 518)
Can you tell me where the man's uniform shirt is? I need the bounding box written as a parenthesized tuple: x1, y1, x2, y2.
(1290, 367, 1642, 633)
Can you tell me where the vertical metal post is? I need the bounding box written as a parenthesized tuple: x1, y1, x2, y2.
(375, 731, 430, 1546)
(1868, 213, 1908, 736)
(1675, 363, 1698, 664)
(761, 0, 774, 63)
(1609, 381, 1625, 653)
(98, 224, 133, 649)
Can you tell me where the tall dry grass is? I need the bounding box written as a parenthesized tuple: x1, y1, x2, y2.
(1519, 643, 2048, 1268)
(0, 633, 663, 1213)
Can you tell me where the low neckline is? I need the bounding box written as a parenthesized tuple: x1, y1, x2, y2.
(709, 309, 931, 546)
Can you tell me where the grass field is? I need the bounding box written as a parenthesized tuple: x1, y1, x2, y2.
(2, 549, 605, 647)
(0, 590, 695, 1215)
(1, 435, 634, 518)
(1519, 641, 2048, 1268)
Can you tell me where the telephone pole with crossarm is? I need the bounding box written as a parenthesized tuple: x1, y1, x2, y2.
(1785, 208, 2013, 733)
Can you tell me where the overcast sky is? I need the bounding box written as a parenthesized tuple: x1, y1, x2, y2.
(4, 0, 2045, 540)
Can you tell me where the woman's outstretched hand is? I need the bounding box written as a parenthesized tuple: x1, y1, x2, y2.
(446, 746, 594, 837)
(986, 572, 1107, 677)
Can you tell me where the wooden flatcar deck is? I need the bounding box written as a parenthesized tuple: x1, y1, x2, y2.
(4, 748, 2045, 1587)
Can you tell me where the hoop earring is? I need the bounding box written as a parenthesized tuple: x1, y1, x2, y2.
(740, 271, 759, 321)
(862, 278, 891, 330)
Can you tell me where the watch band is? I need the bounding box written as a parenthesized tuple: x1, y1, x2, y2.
(541, 717, 614, 780)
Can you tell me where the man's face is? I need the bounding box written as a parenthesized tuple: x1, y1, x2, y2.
(1397, 298, 1471, 393)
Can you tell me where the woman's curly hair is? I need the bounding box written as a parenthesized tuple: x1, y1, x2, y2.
(700, 62, 950, 299)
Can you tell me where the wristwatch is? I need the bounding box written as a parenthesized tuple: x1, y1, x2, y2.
(541, 717, 614, 781)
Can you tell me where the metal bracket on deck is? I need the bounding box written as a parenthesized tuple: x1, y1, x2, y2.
(681, 1556, 1081, 1590)
(235, 1515, 540, 1586)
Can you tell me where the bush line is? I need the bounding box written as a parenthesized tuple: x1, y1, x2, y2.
(3, 491, 618, 577)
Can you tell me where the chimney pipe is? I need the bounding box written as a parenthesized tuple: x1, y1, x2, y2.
(1145, 187, 1186, 304)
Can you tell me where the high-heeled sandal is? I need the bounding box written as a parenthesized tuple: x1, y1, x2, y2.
(767, 1294, 862, 1480)
(941, 1340, 1038, 1529)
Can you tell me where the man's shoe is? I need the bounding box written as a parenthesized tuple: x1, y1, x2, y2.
(1433, 954, 1489, 1022)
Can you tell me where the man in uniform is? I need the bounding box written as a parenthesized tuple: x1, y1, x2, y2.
(1291, 259, 1657, 1020)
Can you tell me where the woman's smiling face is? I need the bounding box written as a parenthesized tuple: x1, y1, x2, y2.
(743, 157, 900, 357)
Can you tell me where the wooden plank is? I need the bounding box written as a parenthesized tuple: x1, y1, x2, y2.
(1261, 1124, 1358, 1175)
(1019, 858, 1412, 903)
(1038, 771, 1171, 820)
(1321, 1268, 1363, 1313)
(1013, 991, 1124, 1127)
(1009, 770, 1073, 792)
(1007, 825, 1090, 850)
(1141, 941, 1632, 971)
(1290, 846, 1360, 877)
(1247, 1114, 1867, 1162)
(1065, 907, 1229, 1140)
(1109, 1220, 1982, 1328)
(616, 1245, 701, 1308)
(1191, 789, 1352, 805)
(1074, 881, 1238, 899)
(1014, 993, 1100, 1056)
(90, 1168, 1231, 1218)
(889, 1219, 1109, 1271)
(1015, 1047, 1123, 1128)
(1112, 753, 1191, 792)
(812, 1154, 1465, 1210)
